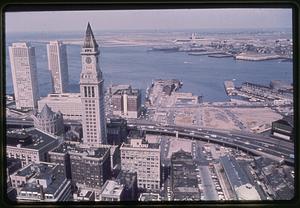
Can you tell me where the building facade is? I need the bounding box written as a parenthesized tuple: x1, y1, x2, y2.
(49, 142, 111, 189)
(271, 115, 294, 140)
(9, 42, 39, 110)
(80, 23, 107, 146)
(6, 128, 59, 167)
(111, 86, 142, 118)
(116, 170, 138, 201)
(170, 150, 200, 201)
(47, 40, 69, 94)
(38, 93, 82, 121)
(120, 138, 160, 191)
(32, 104, 64, 136)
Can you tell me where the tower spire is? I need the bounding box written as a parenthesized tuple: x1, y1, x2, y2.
(83, 22, 98, 49)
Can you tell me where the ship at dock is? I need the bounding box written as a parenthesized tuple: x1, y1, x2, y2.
(148, 46, 180, 52)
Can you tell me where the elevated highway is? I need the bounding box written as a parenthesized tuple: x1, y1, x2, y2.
(6, 117, 294, 165)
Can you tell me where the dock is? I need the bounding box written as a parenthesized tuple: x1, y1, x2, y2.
(224, 81, 236, 96)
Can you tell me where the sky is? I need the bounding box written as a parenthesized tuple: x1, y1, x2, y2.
(5, 8, 292, 33)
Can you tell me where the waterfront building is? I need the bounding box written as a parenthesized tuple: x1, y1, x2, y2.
(47, 40, 69, 93)
(99, 180, 124, 201)
(49, 142, 111, 189)
(32, 104, 64, 136)
(170, 150, 200, 201)
(10, 162, 71, 202)
(120, 136, 160, 191)
(38, 93, 82, 121)
(111, 85, 142, 118)
(6, 128, 59, 167)
(271, 115, 294, 140)
(9, 42, 39, 110)
(80, 22, 107, 146)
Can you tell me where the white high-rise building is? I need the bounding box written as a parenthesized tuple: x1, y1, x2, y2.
(9, 42, 39, 110)
(120, 138, 160, 191)
(47, 41, 69, 93)
(80, 23, 107, 146)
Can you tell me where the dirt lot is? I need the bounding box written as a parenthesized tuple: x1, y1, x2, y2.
(202, 106, 282, 132)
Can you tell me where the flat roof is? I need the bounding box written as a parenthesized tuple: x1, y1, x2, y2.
(7, 128, 57, 150)
(113, 88, 140, 96)
(139, 193, 160, 201)
(220, 156, 250, 189)
(50, 142, 109, 159)
(101, 180, 123, 196)
(16, 163, 66, 194)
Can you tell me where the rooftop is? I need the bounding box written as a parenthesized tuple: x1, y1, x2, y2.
(220, 156, 250, 189)
(113, 88, 140, 96)
(13, 162, 68, 195)
(39, 93, 81, 102)
(83, 22, 98, 49)
(171, 150, 199, 194)
(139, 193, 160, 201)
(50, 142, 110, 159)
(15, 162, 56, 177)
(7, 128, 57, 150)
(235, 183, 261, 200)
(101, 180, 124, 197)
(121, 137, 160, 150)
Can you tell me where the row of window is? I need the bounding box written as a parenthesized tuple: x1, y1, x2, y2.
(84, 86, 95, 98)
(85, 100, 96, 103)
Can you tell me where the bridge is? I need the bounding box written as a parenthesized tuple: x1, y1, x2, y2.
(6, 117, 294, 165)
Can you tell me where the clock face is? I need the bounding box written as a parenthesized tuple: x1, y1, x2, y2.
(85, 57, 92, 64)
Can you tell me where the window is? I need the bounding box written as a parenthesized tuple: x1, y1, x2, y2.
(88, 87, 91, 97)
(91, 87, 95, 97)
(84, 86, 87, 97)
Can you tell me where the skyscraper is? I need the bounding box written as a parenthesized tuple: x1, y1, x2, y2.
(9, 42, 39, 110)
(80, 23, 107, 146)
(47, 40, 69, 93)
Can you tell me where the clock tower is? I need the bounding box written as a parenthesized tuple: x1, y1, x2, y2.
(80, 22, 107, 146)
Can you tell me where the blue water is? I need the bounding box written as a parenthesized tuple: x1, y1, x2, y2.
(5, 32, 293, 102)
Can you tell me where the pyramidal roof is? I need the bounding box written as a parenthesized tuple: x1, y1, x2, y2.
(83, 22, 98, 49)
(39, 104, 54, 118)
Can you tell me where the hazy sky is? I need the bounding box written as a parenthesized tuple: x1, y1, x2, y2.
(5, 9, 292, 33)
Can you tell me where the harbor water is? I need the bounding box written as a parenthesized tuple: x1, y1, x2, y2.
(5, 32, 293, 102)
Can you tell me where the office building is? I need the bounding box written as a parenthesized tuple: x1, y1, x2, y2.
(80, 22, 107, 146)
(9, 42, 39, 110)
(171, 150, 200, 201)
(111, 85, 142, 118)
(49, 142, 111, 189)
(38, 93, 82, 121)
(6, 128, 59, 167)
(47, 40, 69, 93)
(10, 162, 71, 201)
(32, 104, 64, 136)
(120, 136, 160, 191)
